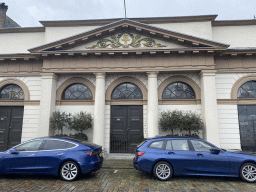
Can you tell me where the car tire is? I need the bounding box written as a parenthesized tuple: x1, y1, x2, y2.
(153, 161, 173, 181)
(60, 161, 79, 181)
(240, 163, 256, 183)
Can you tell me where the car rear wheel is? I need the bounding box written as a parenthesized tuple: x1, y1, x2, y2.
(60, 161, 79, 181)
(153, 161, 173, 181)
(240, 163, 256, 183)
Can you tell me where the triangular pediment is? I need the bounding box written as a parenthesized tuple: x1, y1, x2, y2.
(69, 32, 187, 51)
(28, 19, 229, 53)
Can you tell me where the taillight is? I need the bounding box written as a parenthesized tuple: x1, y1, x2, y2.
(137, 151, 145, 156)
(85, 151, 97, 156)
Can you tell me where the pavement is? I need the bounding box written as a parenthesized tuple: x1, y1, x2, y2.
(0, 156, 256, 192)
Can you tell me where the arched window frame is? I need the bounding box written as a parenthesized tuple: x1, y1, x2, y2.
(158, 76, 201, 105)
(237, 81, 256, 98)
(62, 83, 93, 100)
(0, 84, 24, 100)
(0, 78, 30, 101)
(230, 75, 256, 105)
(111, 82, 143, 100)
(106, 76, 147, 105)
(56, 77, 95, 105)
(162, 81, 196, 99)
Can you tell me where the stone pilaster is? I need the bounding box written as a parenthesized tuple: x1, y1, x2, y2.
(93, 73, 106, 147)
(200, 70, 220, 147)
(147, 72, 159, 137)
(38, 73, 57, 137)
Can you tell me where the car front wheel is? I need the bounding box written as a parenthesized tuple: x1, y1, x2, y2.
(60, 161, 79, 181)
(153, 161, 173, 181)
(240, 163, 256, 183)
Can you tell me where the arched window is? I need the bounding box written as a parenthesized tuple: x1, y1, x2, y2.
(238, 81, 256, 98)
(0, 84, 24, 100)
(62, 83, 92, 100)
(111, 83, 143, 99)
(162, 81, 195, 99)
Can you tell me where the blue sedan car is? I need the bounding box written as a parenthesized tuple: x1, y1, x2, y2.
(133, 136, 256, 183)
(0, 137, 103, 181)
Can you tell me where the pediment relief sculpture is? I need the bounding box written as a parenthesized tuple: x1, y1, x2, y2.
(88, 32, 166, 49)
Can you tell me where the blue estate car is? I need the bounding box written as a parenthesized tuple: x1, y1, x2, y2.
(133, 136, 256, 183)
(0, 137, 103, 181)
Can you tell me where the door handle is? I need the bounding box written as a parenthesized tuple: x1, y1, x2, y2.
(57, 153, 64, 156)
(197, 153, 204, 157)
(168, 152, 175, 155)
(28, 154, 35, 156)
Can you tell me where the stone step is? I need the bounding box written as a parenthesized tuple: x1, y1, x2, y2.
(102, 159, 134, 169)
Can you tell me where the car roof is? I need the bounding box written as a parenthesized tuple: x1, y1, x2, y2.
(34, 136, 102, 148)
(145, 136, 201, 140)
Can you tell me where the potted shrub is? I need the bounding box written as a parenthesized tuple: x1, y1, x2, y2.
(159, 110, 203, 138)
(159, 110, 182, 135)
(68, 111, 93, 140)
(50, 111, 71, 136)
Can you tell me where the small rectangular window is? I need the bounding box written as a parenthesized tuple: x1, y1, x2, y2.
(165, 140, 173, 150)
(172, 140, 189, 151)
(148, 140, 164, 149)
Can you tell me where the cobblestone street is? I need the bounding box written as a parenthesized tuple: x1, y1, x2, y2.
(0, 159, 256, 192)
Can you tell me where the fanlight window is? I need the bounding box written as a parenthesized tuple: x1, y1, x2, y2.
(0, 84, 24, 100)
(238, 81, 256, 98)
(162, 81, 195, 99)
(112, 83, 143, 99)
(62, 83, 92, 100)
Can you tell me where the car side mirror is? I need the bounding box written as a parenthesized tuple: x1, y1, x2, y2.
(9, 148, 18, 154)
(210, 148, 221, 154)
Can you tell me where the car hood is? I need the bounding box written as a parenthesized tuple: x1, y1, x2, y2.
(225, 150, 256, 157)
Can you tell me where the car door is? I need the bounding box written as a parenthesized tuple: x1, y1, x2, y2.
(190, 139, 231, 175)
(34, 139, 69, 174)
(3, 139, 43, 174)
(163, 139, 197, 175)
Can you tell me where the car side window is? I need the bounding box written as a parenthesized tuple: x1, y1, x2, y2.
(166, 140, 173, 150)
(148, 140, 164, 149)
(41, 140, 69, 150)
(172, 140, 189, 151)
(15, 140, 43, 152)
(191, 140, 213, 152)
(66, 142, 76, 149)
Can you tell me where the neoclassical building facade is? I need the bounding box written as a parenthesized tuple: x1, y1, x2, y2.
(1, 14, 256, 153)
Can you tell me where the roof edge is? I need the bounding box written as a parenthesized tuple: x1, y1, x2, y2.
(39, 15, 218, 27)
(0, 27, 45, 33)
(213, 20, 256, 26)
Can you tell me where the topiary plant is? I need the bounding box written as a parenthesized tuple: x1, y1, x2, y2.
(68, 111, 92, 140)
(50, 111, 71, 135)
(159, 110, 203, 138)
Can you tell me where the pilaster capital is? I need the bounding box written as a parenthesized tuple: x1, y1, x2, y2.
(199, 70, 217, 77)
(94, 72, 106, 79)
(146, 71, 159, 78)
(40, 73, 58, 80)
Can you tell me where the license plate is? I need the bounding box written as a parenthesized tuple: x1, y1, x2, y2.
(99, 152, 103, 157)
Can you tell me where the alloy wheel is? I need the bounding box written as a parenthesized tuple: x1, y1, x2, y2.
(60, 161, 79, 181)
(241, 163, 256, 182)
(153, 161, 173, 181)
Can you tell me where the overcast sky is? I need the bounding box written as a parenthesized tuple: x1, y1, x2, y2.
(3, 0, 256, 27)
